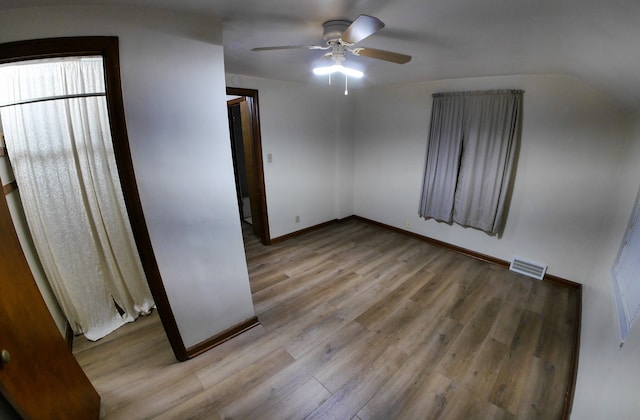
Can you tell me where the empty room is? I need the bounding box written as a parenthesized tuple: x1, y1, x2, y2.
(1, 1, 639, 419)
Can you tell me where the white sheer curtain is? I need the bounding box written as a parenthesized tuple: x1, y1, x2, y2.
(0, 57, 154, 341)
(419, 90, 523, 234)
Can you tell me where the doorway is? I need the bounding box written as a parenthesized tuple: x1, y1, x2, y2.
(0, 37, 187, 361)
(1, 55, 158, 342)
(226, 87, 270, 245)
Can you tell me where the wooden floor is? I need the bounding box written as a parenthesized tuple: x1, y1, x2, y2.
(74, 219, 580, 419)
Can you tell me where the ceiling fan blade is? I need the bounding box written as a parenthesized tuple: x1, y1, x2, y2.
(351, 47, 412, 64)
(341, 15, 385, 44)
(251, 45, 327, 51)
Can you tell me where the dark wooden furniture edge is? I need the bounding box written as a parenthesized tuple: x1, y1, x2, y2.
(186, 316, 260, 359)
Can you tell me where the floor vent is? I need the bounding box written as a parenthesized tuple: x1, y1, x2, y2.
(509, 256, 547, 280)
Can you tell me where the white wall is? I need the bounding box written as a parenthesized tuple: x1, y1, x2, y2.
(333, 87, 357, 219)
(225, 74, 355, 238)
(571, 117, 640, 419)
(0, 6, 255, 349)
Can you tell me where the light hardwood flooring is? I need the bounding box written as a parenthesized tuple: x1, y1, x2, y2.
(74, 219, 579, 419)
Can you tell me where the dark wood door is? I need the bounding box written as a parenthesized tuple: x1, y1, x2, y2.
(0, 181, 100, 419)
(239, 99, 264, 240)
(227, 87, 270, 245)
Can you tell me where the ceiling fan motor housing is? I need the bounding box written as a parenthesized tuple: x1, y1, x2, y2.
(322, 20, 352, 42)
(250, 15, 411, 66)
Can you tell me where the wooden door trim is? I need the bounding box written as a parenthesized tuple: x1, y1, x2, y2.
(227, 101, 246, 221)
(226, 87, 271, 245)
(2, 180, 17, 195)
(0, 37, 188, 361)
(227, 97, 244, 106)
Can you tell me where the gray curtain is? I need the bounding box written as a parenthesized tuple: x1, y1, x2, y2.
(419, 90, 523, 234)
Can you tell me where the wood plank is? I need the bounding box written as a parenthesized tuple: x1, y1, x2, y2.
(489, 276, 533, 344)
(389, 372, 456, 419)
(435, 297, 503, 382)
(306, 342, 407, 419)
(217, 321, 368, 419)
(448, 264, 510, 324)
(489, 309, 545, 414)
(157, 348, 295, 419)
(314, 324, 406, 394)
(258, 270, 362, 331)
(437, 385, 516, 420)
(355, 268, 435, 330)
(459, 337, 509, 400)
(251, 262, 341, 313)
(104, 369, 203, 419)
(194, 325, 291, 389)
(255, 378, 331, 420)
(515, 355, 557, 419)
(358, 316, 464, 418)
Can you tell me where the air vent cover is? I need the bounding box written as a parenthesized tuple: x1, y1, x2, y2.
(509, 256, 547, 280)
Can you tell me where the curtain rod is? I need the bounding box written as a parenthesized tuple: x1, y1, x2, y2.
(432, 89, 525, 98)
(0, 92, 106, 109)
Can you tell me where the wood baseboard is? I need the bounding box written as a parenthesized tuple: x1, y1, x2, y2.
(349, 215, 582, 290)
(185, 316, 260, 359)
(270, 214, 581, 290)
(270, 219, 339, 244)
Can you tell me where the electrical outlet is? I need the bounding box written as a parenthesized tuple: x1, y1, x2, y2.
(267, 153, 273, 163)
(295, 215, 300, 223)
(405, 220, 411, 228)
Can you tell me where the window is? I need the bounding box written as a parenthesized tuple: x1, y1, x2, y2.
(419, 90, 523, 234)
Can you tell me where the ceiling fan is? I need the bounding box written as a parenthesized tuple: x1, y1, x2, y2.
(251, 14, 411, 87)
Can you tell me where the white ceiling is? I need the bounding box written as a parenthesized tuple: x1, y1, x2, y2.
(3, 0, 640, 112)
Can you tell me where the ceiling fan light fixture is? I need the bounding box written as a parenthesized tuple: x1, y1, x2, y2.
(252, 14, 412, 88)
(313, 64, 363, 78)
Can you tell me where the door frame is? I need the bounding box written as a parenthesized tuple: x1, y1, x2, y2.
(226, 87, 270, 245)
(0, 37, 188, 361)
